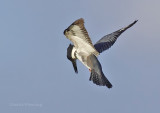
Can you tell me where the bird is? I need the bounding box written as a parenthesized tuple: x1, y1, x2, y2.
(64, 18, 137, 88)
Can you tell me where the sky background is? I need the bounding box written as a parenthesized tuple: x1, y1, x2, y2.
(0, 0, 160, 113)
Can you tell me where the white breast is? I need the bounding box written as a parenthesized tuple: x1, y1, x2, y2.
(71, 47, 76, 59)
(70, 36, 98, 70)
(75, 49, 91, 69)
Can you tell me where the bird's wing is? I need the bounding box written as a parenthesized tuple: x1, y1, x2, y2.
(94, 20, 138, 53)
(87, 54, 112, 88)
(64, 18, 99, 56)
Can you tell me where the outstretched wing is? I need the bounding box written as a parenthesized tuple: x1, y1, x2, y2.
(94, 20, 138, 53)
(64, 18, 99, 56)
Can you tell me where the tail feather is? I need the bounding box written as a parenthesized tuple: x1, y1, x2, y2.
(90, 70, 112, 88)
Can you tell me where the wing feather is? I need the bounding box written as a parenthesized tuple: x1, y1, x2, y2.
(94, 20, 138, 53)
(64, 18, 99, 56)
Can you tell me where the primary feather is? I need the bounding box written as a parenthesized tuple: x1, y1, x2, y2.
(64, 18, 99, 56)
(94, 20, 138, 53)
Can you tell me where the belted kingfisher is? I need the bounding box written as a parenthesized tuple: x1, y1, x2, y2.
(64, 18, 137, 88)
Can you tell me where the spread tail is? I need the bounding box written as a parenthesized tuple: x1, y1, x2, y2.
(89, 70, 112, 88)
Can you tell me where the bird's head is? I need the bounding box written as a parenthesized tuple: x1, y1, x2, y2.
(67, 44, 78, 73)
(67, 44, 76, 60)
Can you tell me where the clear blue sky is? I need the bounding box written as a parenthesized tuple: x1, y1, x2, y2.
(0, 0, 160, 113)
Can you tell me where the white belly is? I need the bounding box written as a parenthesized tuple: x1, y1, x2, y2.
(76, 51, 90, 69)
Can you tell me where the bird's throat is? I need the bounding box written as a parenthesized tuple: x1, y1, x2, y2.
(71, 47, 77, 59)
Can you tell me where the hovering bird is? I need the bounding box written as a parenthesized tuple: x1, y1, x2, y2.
(64, 18, 137, 88)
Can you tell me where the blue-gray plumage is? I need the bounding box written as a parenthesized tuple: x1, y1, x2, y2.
(88, 54, 112, 88)
(64, 18, 137, 88)
(94, 20, 138, 53)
